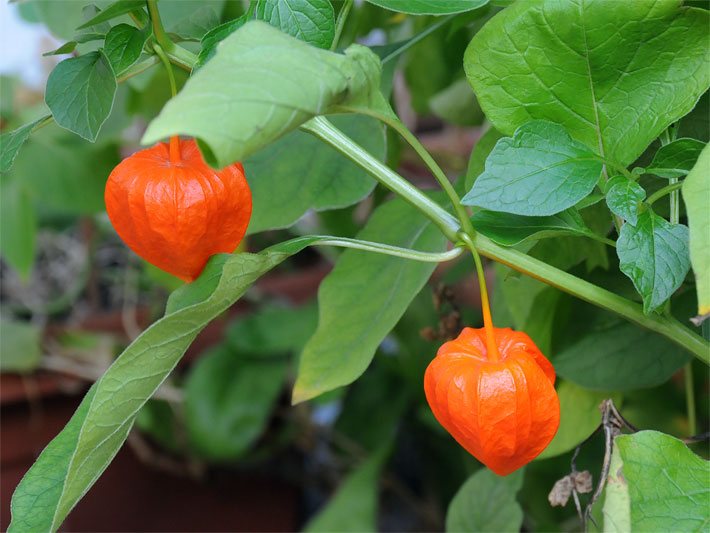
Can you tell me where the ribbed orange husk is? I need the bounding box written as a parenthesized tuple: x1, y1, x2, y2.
(105, 139, 252, 282)
(424, 327, 560, 476)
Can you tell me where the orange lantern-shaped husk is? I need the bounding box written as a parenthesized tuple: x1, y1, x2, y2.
(105, 138, 252, 282)
(425, 327, 560, 476)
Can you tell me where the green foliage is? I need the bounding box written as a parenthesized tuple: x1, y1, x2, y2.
(446, 468, 524, 533)
(143, 21, 383, 167)
(0, 318, 42, 373)
(366, 0, 487, 15)
(470, 208, 595, 247)
(45, 52, 117, 142)
(254, 0, 335, 49)
(682, 144, 710, 317)
(646, 138, 706, 179)
(617, 209, 690, 314)
(614, 431, 710, 531)
(103, 24, 148, 75)
(538, 381, 620, 460)
(465, 126, 503, 191)
(185, 344, 288, 460)
(605, 175, 646, 225)
(304, 444, 390, 532)
(462, 121, 603, 216)
(246, 114, 385, 233)
(465, 0, 710, 166)
(0, 116, 48, 173)
(429, 79, 484, 127)
(0, 180, 36, 278)
(554, 321, 690, 391)
(292, 198, 446, 403)
(602, 445, 631, 533)
(196, 10, 251, 68)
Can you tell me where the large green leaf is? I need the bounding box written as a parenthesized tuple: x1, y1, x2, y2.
(617, 209, 690, 314)
(254, 0, 335, 49)
(646, 138, 706, 179)
(554, 321, 691, 391)
(292, 198, 446, 403)
(0, 318, 42, 373)
(470, 208, 594, 247)
(461, 121, 603, 216)
(445, 468, 524, 533)
(184, 344, 288, 460)
(143, 21, 382, 168)
(464, 0, 710, 166)
(538, 381, 620, 460)
(304, 444, 390, 532)
(366, 0, 487, 15)
(682, 144, 710, 318)
(8, 240, 313, 532)
(605, 175, 646, 225)
(246, 114, 384, 233)
(45, 51, 117, 142)
(0, 116, 48, 173)
(103, 24, 147, 76)
(615, 431, 710, 531)
(0, 180, 36, 278)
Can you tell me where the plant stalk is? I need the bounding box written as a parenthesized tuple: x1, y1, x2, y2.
(331, 0, 353, 50)
(303, 117, 710, 362)
(647, 181, 683, 206)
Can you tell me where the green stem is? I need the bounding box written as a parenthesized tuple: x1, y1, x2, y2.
(379, 14, 456, 64)
(301, 117, 461, 243)
(331, 0, 353, 50)
(310, 236, 463, 262)
(166, 45, 198, 72)
(303, 117, 710, 363)
(116, 55, 160, 82)
(647, 181, 683, 206)
(364, 107, 476, 235)
(147, 0, 174, 52)
(684, 362, 697, 436)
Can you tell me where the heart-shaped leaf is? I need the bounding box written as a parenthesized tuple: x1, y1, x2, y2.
(646, 138, 706, 179)
(605, 175, 646, 225)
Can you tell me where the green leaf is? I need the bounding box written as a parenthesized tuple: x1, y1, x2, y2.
(471, 208, 594, 247)
(142, 21, 383, 168)
(461, 121, 603, 216)
(646, 138, 706, 179)
(304, 444, 390, 533)
(605, 175, 646, 225)
(682, 144, 710, 317)
(292, 198, 447, 403)
(160, 0, 225, 41)
(184, 344, 288, 460)
(445, 468, 524, 533)
(103, 24, 147, 75)
(366, 0, 487, 15)
(254, 0, 335, 49)
(246, 114, 384, 233)
(0, 116, 48, 173)
(554, 321, 691, 391)
(0, 180, 37, 278)
(8, 240, 310, 532)
(42, 42, 78, 56)
(0, 318, 42, 373)
(465, 126, 504, 191)
(429, 78, 484, 127)
(75, 0, 145, 29)
(464, 0, 710, 166)
(615, 430, 710, 532)
(226, 304, 318, 355)
(603, 444, 631, 533)
(8, 123, 120, 215)
(538, 382, 620, 460)
(45, 51, 117, 142)
(195, 11, 251, 69)
(617, 209, 690, 314)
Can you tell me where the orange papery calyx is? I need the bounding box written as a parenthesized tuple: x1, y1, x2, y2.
(104, 137, 252, 282)
(424, 245, 560, 476)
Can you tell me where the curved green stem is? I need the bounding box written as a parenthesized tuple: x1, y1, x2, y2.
(304, 117, 709, 362)
(301, 117, 461, 243)
(331, 0, 353, 50)
(147, 0, 174, 52)
(117, 55, 160, 82)
(153, 44, 180, 161)
(309, 236, 463, 262)
(165, 45, 198, 72)
(647, 181, 683, 206)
